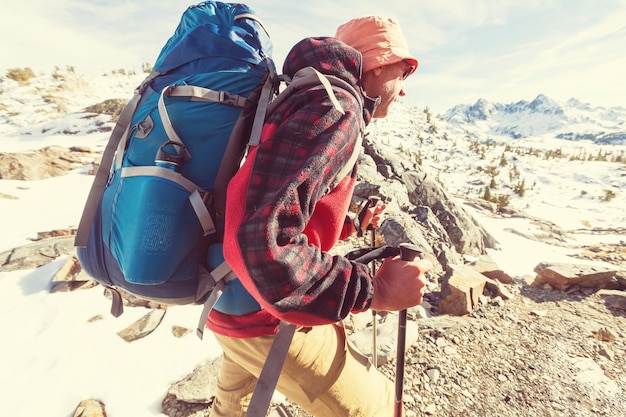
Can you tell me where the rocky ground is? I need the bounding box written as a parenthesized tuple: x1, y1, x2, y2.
(156, 230, 626, 417)
(3, 192, 623, 417)
(267, 215, 626, 417)
(2, 72, 624, 417)
(279, 279, 626, 417)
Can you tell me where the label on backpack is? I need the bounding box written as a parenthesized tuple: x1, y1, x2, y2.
(107, 172, 203, 284)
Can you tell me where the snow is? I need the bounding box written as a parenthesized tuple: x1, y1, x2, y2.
(1, 70, 624, 416)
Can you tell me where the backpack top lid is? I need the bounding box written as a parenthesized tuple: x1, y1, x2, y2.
(154, 1, 273, 74)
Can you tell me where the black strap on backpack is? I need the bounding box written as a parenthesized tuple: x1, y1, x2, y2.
(245, 321, 297, 417)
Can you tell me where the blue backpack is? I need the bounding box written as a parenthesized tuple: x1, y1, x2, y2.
(75, 1, 275, 326)
(74, 1, 362, 332)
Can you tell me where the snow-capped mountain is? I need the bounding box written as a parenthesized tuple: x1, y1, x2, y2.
(444, 94, 626, 145)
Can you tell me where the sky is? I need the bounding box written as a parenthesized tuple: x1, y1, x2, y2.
(3, 0, 626, 114)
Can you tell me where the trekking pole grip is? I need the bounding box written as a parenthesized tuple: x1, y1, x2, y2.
(394, 243, 422, 417)
(399, 243, 421, 262)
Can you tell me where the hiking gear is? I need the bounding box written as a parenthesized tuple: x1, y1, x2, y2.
(213, 323, 396, 417)
(71, 4, 295, 417)
(74, 2, 275, 322)
(369, 196, 381, 368)
(246, 321, 297, 417)
(354, 194, 380, 238)
(345, 242, 425, 413)
(394, 243, 422, 417)
(207, 36, 378, 338)
(335, 16, 418, 75)
(358, 195, 382, 367)
(344, 245, 402, 264)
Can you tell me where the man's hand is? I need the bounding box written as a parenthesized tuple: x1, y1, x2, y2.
(370, 256, 432, 311)
(354, 200, 386, 235)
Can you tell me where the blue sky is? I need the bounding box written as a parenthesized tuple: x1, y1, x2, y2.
(4, 0, 625, 114)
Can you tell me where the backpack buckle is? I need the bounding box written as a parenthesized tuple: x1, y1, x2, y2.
(219, 90, 234, 105)
(219, 91, 246, 107)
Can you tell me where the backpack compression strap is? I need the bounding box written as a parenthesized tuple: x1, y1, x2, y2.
(195, 260, 237, 339)
(75, 72, 160, 247)
(120, 166, 216, 236)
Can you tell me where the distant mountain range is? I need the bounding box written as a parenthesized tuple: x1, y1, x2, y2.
(443, 94, 626, 145)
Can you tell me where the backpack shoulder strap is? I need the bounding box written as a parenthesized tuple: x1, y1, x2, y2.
(212, 61, 279, 238)
(265, 67, 364, 191)
(74, 72, 160, 247)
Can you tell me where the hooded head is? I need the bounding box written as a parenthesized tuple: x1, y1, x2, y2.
(282, 36, 362, 85)
(335, 15, 418, 76)
(282, 36, 379, 123)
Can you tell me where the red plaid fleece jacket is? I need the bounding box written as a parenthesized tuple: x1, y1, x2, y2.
(207, 37, 380, 338)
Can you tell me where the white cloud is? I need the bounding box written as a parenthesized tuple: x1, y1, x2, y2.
(3, 0, 625, 112)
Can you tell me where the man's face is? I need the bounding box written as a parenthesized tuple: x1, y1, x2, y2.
(362, 61, 413, 118)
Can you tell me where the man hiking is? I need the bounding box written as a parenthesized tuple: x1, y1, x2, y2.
(207, 15, 432, 417)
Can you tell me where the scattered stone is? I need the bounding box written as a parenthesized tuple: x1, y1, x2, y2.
(470, 255, 516, 284)
(532, 262, 617, 291)
(34, 228, 77, 240)
(597, 345, 615, 361)
(168, 357, 222, 404)
(117, 309, 166, 342)
(0, 235, 75, 272)
(172, 325, 193, 338)
(568, 356, 620, 397)
(70, 145, 94, 153)
(73, 399, 107, 417)
(0, 192, 18, 199)
(87, 315, 104, 323)
(592, 327, 617, 342)
(408, 303, 432, 320)
(438, 264, 487, 315)
(84, 98, 127, 121)
(349, 318, 419, 366)
(50, 255, 82, 281)
(425, 368, 440, 383)
(483, 276, 514, 300)
(598, 289, 626, 310)
(161, 393, 211, 417)
(0, 146, 81, 180)
(49, 255, 97, 292)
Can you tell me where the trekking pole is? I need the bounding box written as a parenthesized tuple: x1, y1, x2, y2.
(394, 243, 422, 417)
(363, 196, 381, 368)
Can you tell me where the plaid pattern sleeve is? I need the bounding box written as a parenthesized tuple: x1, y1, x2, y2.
(235, 85, 374, 324)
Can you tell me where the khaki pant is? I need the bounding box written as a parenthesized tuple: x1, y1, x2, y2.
(210, 323, 395, 417)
